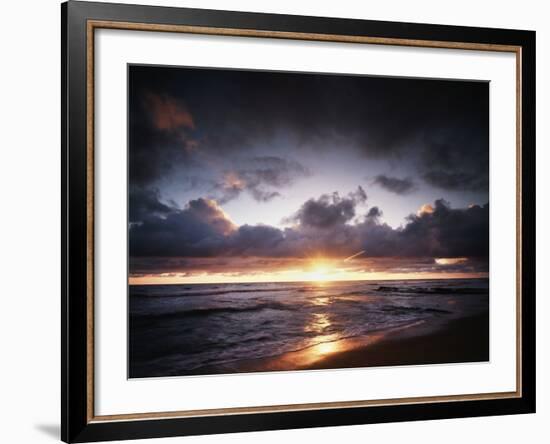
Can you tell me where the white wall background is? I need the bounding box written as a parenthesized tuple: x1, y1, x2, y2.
(0, 0, 547, 443)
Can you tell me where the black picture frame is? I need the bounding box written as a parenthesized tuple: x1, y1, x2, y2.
(62, 1, 536, 442)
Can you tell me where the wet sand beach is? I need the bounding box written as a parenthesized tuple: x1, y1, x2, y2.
(189, 311, 489, 375)
(305, 312, 489, 371)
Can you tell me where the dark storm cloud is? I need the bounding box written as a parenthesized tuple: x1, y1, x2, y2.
(228, 224, 287, 256)
(422, 170, 489, 191)
(214, 156, 310, 204)
(130, 191, 488, 263)
(419, 137, 489, 192)
(285, 187, 367, 229)
(129, 256, 300, 276)
(130, 198, 236, 257)
(145, 92, 195, 131)
(366, 206, 382, 219)
(129, 187, 175, 223)
(399, 199, 489, 258)
(128, 87, 200, 188)
(129, 66, 488, 194)
(373, 175, 416, 195)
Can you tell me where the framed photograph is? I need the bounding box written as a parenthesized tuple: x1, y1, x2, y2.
(61, 1, 536, 442)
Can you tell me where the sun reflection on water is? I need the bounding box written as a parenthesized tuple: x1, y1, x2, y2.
(304, 313, 331, 333)
(311, 297, 331, 306)
(302, 312, 344, 361)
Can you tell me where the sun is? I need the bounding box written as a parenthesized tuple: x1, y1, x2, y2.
(310, 266, 330, 282)
(306, 259, 335, 282)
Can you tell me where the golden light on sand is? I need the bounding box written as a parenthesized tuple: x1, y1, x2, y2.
(315, 341, 339, 356)
(435, 257, 468, 265)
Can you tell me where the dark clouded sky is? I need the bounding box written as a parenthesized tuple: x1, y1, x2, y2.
(128, 65, 489, 284)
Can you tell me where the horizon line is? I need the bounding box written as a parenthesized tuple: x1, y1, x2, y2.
(129, 274, 489, 286)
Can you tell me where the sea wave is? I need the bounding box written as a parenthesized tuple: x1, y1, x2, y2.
(130, 286, 297, 299)
(379, 305, 452, 315)
(375, 286, 488, 295)
(129, 278, 489, 377)
(131, 301, 291, 320)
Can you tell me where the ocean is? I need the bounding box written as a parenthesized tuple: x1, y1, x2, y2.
(129, 278, 489, 378)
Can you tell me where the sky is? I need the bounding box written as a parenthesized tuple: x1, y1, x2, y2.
(128, 65, 489, 284)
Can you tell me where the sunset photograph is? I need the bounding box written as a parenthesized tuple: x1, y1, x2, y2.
(128, 65, 489, 378)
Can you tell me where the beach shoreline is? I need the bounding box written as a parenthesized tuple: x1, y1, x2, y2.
(183, 311, 489, 376)
(304, 311, 489, 371)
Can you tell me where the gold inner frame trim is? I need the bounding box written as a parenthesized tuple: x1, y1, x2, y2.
(86, 19, 523, 423)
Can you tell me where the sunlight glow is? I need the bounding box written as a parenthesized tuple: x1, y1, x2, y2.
(314, 341, 339, 356)
(129, 255, 487, 285)
(309, 266, 330, 282)
(129, 269, 488, 285)
(435, 257, 469, 265)
(306, 258, 338, 282)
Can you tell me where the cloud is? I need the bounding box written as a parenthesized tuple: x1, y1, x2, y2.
(129, 187, 176, 223)
(129, 92, 199, 187)
(129, 256, 301, 276)
(416, 203, 435, 217)
(130, 190, 488, 271)
(130, 255, 488, 279)
(130, 198, 236, 257)
(186, 198, 236, 235)
(418, 136, 488, 192)
(398, 199, 489, 258)
(215, 156, 309, 204)
(145, 93, 195, 131)
(366, 206, 382, 219)
(129, 66, 488, 195)
(286, 187, 367, 229)
(422, 170, 488, 191)
(228, 224, 286, 256)
(373, 175, 416, 194)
